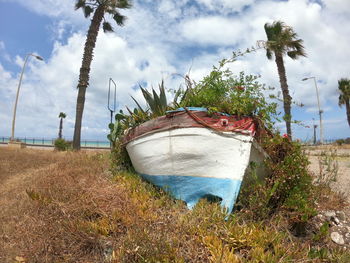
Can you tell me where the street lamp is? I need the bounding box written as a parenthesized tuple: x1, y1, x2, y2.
(10, 53, 44, 142)
(312, 118, 318, 145)
(302, 76, 324, 144)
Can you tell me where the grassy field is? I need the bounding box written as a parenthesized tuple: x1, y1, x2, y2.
(0, 147, 349, 263)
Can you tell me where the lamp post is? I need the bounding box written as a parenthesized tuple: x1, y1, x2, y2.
(312, 118, 318, 145)
(302, 77, 323, 144)
(10, 53, 43, 142)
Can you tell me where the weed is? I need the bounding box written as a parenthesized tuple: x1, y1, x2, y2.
(54, 138, 72, 151)
(313, 222, 330, 242)
(316, 149, 339, 186)
(238, 135, 315, 221)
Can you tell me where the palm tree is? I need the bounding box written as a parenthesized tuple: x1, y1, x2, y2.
(58, 112, 67, 139)
(73, 0, 132, 150)
(264, 21, 306, 139)
(338, 78, 350, 127)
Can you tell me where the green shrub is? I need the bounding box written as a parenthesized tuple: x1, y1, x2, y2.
(239, 135, 315, 220)
(54, 138, 71, 151)
(180, 70, 278, 128)
(316, 149, 339, 186)
(335, 139, 345, 145)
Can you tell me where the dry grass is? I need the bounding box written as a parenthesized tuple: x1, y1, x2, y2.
(0, 147, 61, 182)
(1, 147, 349, 263)
(0, 148, 208, 263)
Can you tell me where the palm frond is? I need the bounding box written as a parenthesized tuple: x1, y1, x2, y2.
(116, 0, 132, 9)
(113, 12, 126, 26)
(75, 0, 86, 10)
(264, 20, 306, 59)
(83, 5, 94, 17)
(59, 112, 67, 118)
(103, 21, 114, 32)
(338, 78, 350, 106)
(266, 47, 273, 60)
(339, 94, 346, 107)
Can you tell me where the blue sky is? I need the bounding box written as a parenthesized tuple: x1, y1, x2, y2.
(0, 0, 349, 141)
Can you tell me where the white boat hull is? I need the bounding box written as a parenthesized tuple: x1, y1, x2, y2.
(126, 127, 265, 213)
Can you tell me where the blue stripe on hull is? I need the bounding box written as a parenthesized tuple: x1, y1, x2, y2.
(140, 174, 242, 214)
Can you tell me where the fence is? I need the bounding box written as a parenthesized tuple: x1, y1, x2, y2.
(0, 137, 110, 149)
(1, 136, 344, 148)
(300, 138, 345, 146)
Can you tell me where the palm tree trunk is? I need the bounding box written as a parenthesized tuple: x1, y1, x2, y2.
(73, 5, 104, 150)
(346, 99, 350, 127)
(275, 53, 293, 139)
(58, 118, 63, 139)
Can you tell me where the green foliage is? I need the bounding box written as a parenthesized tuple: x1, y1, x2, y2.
(335, 139, 345, 145)
(108, 84, 171, 170)
(108, 53, 281, 150)
(180, 67, 278, 128)
(138, 80, 169, 117)
(312, 222, 329, 242)
(110, 138, 133, 172)
(107, 83, 170, 146)
(54, 138, 71, 151)
(239, 135, 315, 220)
(58, 112, 66, 118)
(308, 247, 330, 260)
(102, 21, 113, 32)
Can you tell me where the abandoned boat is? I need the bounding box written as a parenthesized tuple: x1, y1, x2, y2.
(123, 107, 268, 214)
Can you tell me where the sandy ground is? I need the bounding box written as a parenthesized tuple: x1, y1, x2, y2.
(306, 145, 350, 204)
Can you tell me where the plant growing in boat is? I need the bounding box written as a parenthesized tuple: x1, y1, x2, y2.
(108, 60, 279, 146)
(179, 69, 278, 128)
(108, 81, 172, 146)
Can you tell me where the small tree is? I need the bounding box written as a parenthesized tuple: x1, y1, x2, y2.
(338, 78, 350, 127)
(58, 112, 67, 139)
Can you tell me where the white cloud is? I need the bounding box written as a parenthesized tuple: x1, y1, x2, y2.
(12, 0, 80, 21)
(321, 0, 350, 14)
(181, 16, 245, 46)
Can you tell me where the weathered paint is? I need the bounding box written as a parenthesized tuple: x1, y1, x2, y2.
(141, 174, 242, 213)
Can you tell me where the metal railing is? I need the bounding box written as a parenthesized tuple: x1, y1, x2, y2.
(300, 138, 346, 146)
(0, 137, 110, 149)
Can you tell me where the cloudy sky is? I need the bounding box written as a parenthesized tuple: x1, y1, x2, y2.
(0, 0, 349, 142)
